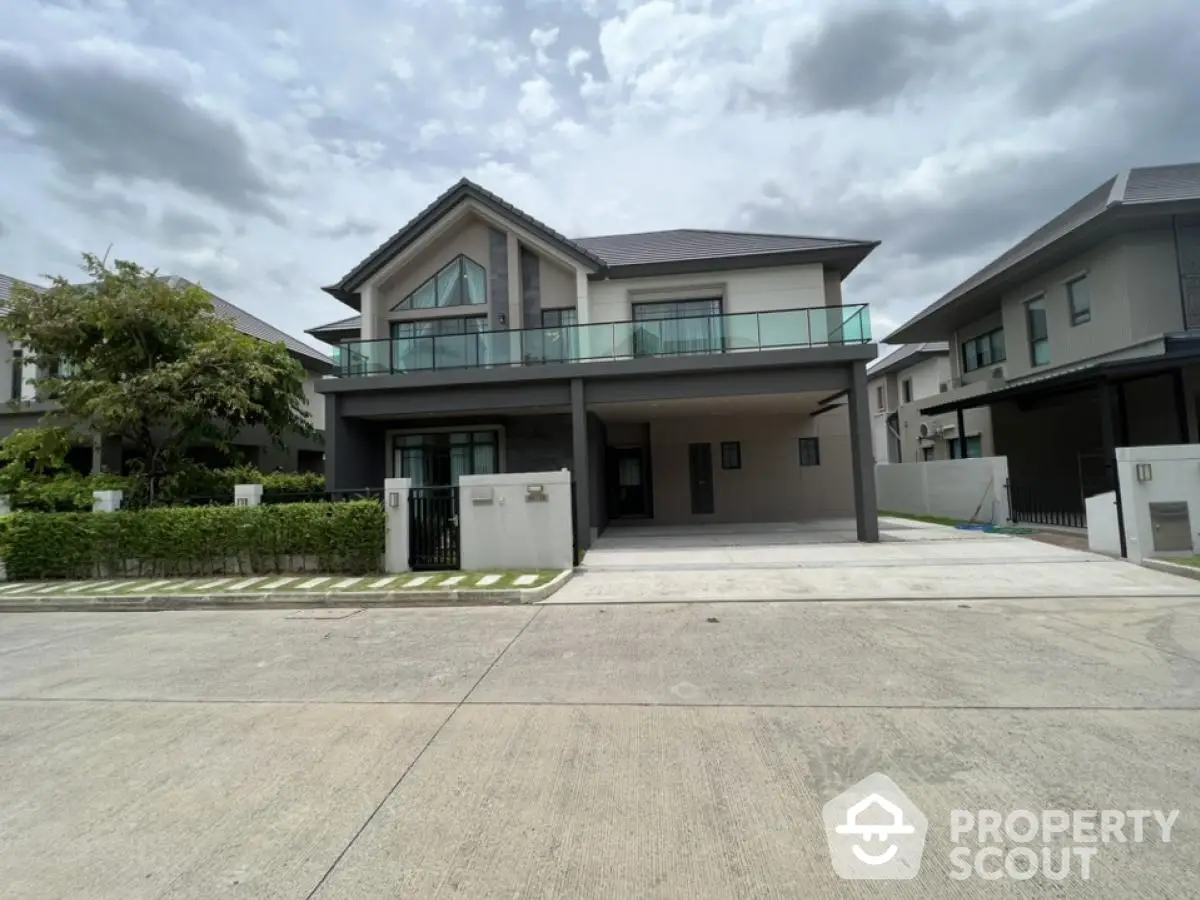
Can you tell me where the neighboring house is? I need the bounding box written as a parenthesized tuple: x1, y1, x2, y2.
(885, 162, 1200, 525)
(309, 178, 883, 551)
(0, 272, 332, 474)
(866, 342, 990, 463)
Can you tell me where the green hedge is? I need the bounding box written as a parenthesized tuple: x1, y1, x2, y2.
(2, 501, 384, 580)
(4, 468, 326, 512)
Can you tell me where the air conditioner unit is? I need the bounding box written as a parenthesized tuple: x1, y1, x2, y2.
(941, 424, 958, 438)
(990, 365, 1007, 380)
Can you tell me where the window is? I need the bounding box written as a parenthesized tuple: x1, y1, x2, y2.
(390, 315, 487, 371)
(922, 446, 935, 461)
(950, 435, 984, 459)
(10, 347, 23, 401)
(720, 441, 741, 469)
(901, 378, 913, 403)
(875, 385, 885, 412)
(960, 328, 1006, 373)
(1067, 275, 1090, 326)
(392, 255, 487, 310)
(1025, 296, 1049, 366)
(632, 298, 722, 356)
(534, 308, 579, 363)
(798, 437, 820, 467)
(393, 430, 499, 487)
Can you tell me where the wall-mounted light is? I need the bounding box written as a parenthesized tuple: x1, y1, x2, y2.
(1136, 463, 1153, 483)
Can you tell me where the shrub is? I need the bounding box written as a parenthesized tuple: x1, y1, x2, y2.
(2, 500, 384, 580)
(9, 472, 130, 512)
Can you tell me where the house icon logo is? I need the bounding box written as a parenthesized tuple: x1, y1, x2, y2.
(822, 773, 928, 880)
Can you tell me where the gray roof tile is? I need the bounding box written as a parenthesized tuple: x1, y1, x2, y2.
(162, 277, 331, 368)
(1123, 162, 1200, 204)
(574, 229, 870, 267)
(307, 313, 362, 338)
(0, 272, 44, 313)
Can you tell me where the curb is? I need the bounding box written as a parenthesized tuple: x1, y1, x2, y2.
(1141, 558, 1200, 583)
(0, 569, 574, 613)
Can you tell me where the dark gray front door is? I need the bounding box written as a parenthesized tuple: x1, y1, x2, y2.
(688, 442, 714, 515)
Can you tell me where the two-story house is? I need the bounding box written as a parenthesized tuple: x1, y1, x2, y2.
(0, 272, 332, 474)
(866, 342, 994, 463)
(309, 179, 883, 551)
(885, 162, 1200, 526)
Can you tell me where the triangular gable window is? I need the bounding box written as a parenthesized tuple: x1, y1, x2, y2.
(392, 255, 487, 310)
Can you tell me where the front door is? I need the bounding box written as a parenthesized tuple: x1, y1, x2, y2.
(688, 442, 714, 515)
(609, 447, 649, 518)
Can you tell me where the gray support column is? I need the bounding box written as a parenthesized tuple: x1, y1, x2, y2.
(570, 378, 591, 553)
(1098, 381, 1127, 558)
(325, 395, 386, 492)
(91, 434, 123, 475)
(847, 361, 880, 542)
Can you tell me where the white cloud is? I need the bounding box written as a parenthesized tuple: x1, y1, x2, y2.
(530, 26, 560, 50)
(517, 76, 558, 121)
(448, 86, 488, 110)
(567, 47, 591, 75)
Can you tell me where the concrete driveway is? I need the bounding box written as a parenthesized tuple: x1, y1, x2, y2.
(560, 517, 1200, 602)
(2, 565, 1200, 897)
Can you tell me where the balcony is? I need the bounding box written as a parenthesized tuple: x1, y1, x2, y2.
(331, 303, 871, 377)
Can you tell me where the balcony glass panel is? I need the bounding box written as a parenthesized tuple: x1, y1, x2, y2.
(333, 303, 871, 377)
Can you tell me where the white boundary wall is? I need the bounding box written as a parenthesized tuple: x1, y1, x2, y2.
(1113, 444, 1200, 563)
(458, 469, 574, 570)
(875, 457, 1011, 524)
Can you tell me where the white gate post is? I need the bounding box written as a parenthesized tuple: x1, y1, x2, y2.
(92, 490, 123, 513)
(234, 483, 264, 508)
(384, 477, 412, 574)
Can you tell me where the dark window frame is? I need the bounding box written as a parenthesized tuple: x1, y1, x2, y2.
(875, 385, 885, 411)
(720, 441, 741, 470)
(391, 254, 487, 311)
(392, 429, 500, 487)
(1025, 295, 1050, 367)
(10, 347, 23, 402)
(631, 297, 723, 357)
(901, 378, 913, 403)
(1067, 275, 1091, 326)
(960, 327, 1007, 373)
(798, 437, 821, 467)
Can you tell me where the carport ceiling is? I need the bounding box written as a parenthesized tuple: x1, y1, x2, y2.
(592, 393, 827, 421)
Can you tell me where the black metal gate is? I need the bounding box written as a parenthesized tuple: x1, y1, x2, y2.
(409, 487, 460, 570)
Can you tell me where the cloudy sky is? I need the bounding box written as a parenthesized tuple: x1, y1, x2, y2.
(1, 0, 1197, 350)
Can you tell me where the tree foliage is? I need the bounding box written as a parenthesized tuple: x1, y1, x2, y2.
(5, 255, 314, 496)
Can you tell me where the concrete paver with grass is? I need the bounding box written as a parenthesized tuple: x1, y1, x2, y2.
(0, 570, 565, 608)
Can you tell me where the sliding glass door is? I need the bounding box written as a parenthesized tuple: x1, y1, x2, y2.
(631, 298, 723, 357)
(391, 315, 488, 372)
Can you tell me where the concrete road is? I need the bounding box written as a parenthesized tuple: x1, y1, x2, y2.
(2, 594, 1200, 896)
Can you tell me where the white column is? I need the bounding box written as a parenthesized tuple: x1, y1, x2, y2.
(383, 477, 412, 574)
(234, 483, 263, 508)
(575, 266, 591, 361)
(360, 283, 380, 340)
(92, 490, 123, 513)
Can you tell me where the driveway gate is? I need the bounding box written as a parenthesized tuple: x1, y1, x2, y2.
(409, 486, 460, 570)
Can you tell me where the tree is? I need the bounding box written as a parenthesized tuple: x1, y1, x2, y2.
(5, 254, 314, 499)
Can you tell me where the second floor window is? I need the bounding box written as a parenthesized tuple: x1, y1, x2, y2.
(1026, 297, 1050, 367)
(961, 328, 1006, 373)
(392, 255, 486, 310)
(10, 347, 23, 401)
(876, 385, 885, 411)
(902, 378, 913, 403)
(631, 298, 722, 357)
(390, 315, 487, 371)
(1067, 275, 1091, 326)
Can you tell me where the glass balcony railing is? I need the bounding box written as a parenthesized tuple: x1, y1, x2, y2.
(332, 303, 871, 377)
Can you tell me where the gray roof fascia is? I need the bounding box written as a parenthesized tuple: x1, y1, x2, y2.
(591, 242, 879, 281)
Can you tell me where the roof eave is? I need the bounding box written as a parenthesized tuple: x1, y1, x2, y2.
(327, 180, 604, 309)
(593, 243, 878, 281)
